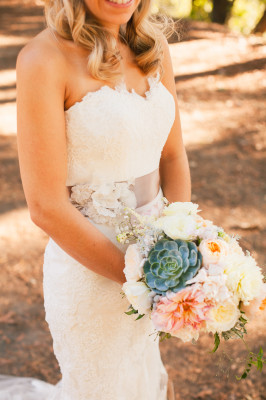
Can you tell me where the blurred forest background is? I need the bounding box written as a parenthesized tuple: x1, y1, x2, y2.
(0, 0, 265, 399)
(152, 0, 266, 35)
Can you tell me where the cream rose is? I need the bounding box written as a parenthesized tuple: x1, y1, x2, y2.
(154, 215, 197, 240)
(122, 281, 152, 314)
(123, 244, 144, 282)
(224, 254, 263, 305)
(206, 297, 240, 333)
(199, 239, 229, 268)
(163, 202, 200, 217)
(241, 283, 266, 320)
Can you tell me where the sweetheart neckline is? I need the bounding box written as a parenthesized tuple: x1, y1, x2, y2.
(64, 72, 169, 114)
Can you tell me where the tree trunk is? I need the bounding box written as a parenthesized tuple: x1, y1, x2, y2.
(252, 9, 266, 33)
(211, 0, 234, 24)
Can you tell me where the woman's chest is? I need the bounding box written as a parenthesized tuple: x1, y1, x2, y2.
(64, 81, 176, 157)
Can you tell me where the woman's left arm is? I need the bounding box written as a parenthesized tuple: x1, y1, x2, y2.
(159, 36, 191, 203)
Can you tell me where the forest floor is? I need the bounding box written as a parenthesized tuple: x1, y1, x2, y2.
(0, 1, 266, 399)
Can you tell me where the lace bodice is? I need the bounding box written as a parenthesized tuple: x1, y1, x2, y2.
(65, 71, 176, 186)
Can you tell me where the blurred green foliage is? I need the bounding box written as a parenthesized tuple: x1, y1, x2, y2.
(190, 0, 213, 21)
(229, 0, 265, 34)
(151, 0, 266, 34)
(151, 0, 191, 18)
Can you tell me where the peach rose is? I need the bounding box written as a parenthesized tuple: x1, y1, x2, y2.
(241, 283, 266, 320)
(199, 239, 229, 268)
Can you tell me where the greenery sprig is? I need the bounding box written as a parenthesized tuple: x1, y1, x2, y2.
(211, 311, 266, 380)
(124, 305, 144, 320)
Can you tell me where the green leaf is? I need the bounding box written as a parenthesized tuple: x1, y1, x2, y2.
(159, 331, 172, 341)
(239, 315, 248, 324)
(236, 371, 247, 380)
(236, 349, 266, 380)
(257, 360, 263, 371)
(258, 347, 263, 358)
(125, 306, 138, 315)
(135, 313, 145, 320)
(211, 332, 220, 353)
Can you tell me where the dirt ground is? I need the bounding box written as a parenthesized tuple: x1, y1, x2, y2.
(0, 1, 266, 399)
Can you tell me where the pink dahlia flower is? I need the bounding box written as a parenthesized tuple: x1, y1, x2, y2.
(151, 286, 211, 336)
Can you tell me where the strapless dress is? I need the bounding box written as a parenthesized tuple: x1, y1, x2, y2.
(0, 70, 176, 400)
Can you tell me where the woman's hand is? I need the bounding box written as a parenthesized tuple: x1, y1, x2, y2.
(159, 36, 191, 203)
(16, 33, 126, 285)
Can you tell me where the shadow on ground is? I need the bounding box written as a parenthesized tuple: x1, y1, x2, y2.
(0, 1, 265, 399)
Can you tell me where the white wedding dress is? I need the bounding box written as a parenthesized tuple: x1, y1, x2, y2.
(0, 71, 175, 400)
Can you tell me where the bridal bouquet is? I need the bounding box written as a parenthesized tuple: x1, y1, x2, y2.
(116, 200, 266, 379)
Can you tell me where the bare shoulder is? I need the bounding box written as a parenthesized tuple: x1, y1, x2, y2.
(16, 28, 67, 87)
(159, 34, 173, 72)
(158, 34, 176, 93)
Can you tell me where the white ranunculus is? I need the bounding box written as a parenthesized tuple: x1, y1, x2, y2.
(123, 244, 145, 282)
(122, 281, 152, 314)
(154, 215, 197, 240)
(206, 296, 240, 333)
(162, 202, 200, 217)
(199, 239, 229, 268)
(224, 253, 263, 305)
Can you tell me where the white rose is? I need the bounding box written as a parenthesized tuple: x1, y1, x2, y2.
(154, 215, 197, 240)
(162, 202, 200, 217)
(199, 239, 229, 267)
(228, 237, 244, 256)
(224, 253, 263, 305)
(122, 281, 152, 314)
(206, 297, 240, 333)
(123, 244, 145, 282)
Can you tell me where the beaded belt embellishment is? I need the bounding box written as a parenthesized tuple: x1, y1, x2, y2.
(69, 179, 137, 226)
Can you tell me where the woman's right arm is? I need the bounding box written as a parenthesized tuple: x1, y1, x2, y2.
(16, 39, 126, 285)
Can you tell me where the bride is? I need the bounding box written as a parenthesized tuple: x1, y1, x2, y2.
(0, 0, 191, 399)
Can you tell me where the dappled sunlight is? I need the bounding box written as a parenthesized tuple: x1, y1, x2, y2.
(0, 104, 17, 135)
(0, 70, 17, 134)
(0, 1, 265, 397)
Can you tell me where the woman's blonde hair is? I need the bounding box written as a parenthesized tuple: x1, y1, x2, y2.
(44, 0, 181, 83)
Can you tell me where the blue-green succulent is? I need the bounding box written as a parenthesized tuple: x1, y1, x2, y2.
(143, 238, 202, 295)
